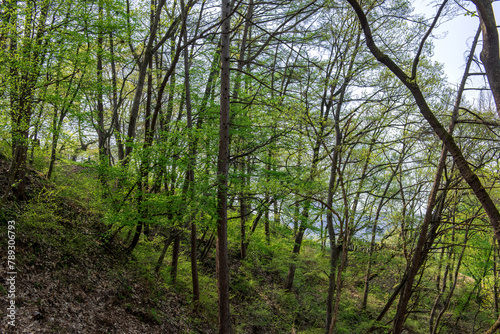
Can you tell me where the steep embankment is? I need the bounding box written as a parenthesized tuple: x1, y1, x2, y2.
(0, 156, 215, 333)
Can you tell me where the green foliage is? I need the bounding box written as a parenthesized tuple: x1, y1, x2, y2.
(1, 0, 499, 332)
(21, 189, 63, 232)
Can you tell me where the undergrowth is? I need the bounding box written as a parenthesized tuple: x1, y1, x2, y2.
(1, 156, 498, 333)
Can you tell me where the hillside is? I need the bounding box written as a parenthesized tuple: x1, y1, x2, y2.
(1, 154, 496, 333)
(0, 156, 217, 333)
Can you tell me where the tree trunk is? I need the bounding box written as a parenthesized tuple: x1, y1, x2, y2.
(484, 316, 500, 334)
(240, 162, 248, 259)
(362, 140, 404, 310)
(265, 191, 270, 245)
(127, 220, 143, 253)
(216, 0, 232, 331)
(285, 207, 308, 291)
(431, 221, 471, 334)
(180, 0, 199, 303)
(324, 30, 361, 330)
(109, 31, 125, 161)
(96, 0, 107, 168)
(155, 230, 176, 273)
(494, 245, 499, 315)
(471, 0, 500, 118)
(171, 234, 181, 285)
(191, 218, 200, 303)
(325, 159, 339, 334)
(328, 231, 349, 334)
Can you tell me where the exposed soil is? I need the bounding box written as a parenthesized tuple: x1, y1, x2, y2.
(0, 156, 216, 333)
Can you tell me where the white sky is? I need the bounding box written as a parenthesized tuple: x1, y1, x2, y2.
(414, 0, 500, 84)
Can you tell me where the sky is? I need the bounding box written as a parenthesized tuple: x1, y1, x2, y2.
(413, 0, 500, 93)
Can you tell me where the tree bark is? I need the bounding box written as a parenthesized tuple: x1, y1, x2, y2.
(494, 244, 499, 315)
(109, 31, 125, 161)
(96, 0, 107, 168)
(216, 0, 232, 331)
(171, 234, 181, 285)
(285, 208, 308, 291)
(325, 155, 339, 334)
(155, 229, 176, 273)
(180, 0, 200, 303)
(471, 0, 500, 118)
(239, 163, 248, 259)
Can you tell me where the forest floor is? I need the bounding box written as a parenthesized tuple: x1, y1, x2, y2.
(0, 154, 494, 333)
(0, 155, 216, 333)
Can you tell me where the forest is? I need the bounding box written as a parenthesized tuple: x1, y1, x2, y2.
(1, 0, 500, 333)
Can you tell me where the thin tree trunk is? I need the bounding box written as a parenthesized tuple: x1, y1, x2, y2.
(126, 2, 187, 253)
(191, 216, 200, 303)
(171, 234, 181, 284)
(47, 96, 60, 178)
(285, 97, 326, 291)
(273, 198, 279, 235)
(471, 0, 500, 118)
(325, 156, 339, 334)
(142, 28, 154, 239)
(231, 0, 253, 259)
(432, 221, 471, 334)
(325, 30, 361, 331)
(201, 232, 216, 262)
(362, 140, 404, 310)
(391, 25, 481, 334)
(122, 0, 171, 164)
(127, 219, 143, 253)
(216, 0, 232, 331)
(96, 0, 107, 170)
(329, 230, 349, 334)
(155, 230, 176, 273)
(240, 162, 248, 259)
(484, 317, 500, 334)
(265, 191, 270, 245)
(285, 208, 308, 291)
(180, 0, 199, 303)
(242, 201, 272, 252)
(494, 246, 499, 315)
(429, 246, 445, 333)
(109, 31, 124, 161)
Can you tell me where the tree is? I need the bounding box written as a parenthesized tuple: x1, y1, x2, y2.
(216, 0, 232, 332)
(2, 0, 52, 200)
(471, 0, 500, 118)
(344, 0, 500, 332)
(121, 0, 180, 165)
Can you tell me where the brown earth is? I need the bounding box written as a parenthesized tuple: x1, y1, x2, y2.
(0, 156, 216, 333)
